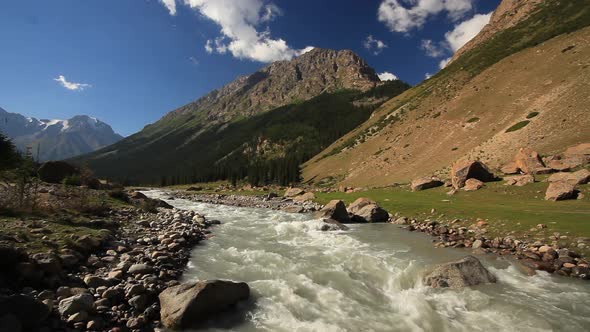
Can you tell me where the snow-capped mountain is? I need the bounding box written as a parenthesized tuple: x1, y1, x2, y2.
(0, 107, 123, 161)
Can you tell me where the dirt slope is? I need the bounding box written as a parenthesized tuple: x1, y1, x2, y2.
(303, 25, 590, 187)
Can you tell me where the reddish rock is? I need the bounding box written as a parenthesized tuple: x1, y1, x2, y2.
(500, 162, 520, 175)
(547, 169, 590, 186)
(464, 178, 485, 191)
(451, 160, 495, 189)
(545, 181, 578, 201)
(410, 176, 444, 191)
(515, 148, 551, 174)
(504, 174, 534, 186)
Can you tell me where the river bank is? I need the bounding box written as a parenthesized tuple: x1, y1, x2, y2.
(165, 189, 590, 281)
(0, 185, 217, 331)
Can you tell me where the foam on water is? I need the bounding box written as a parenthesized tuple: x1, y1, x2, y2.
(144, 190, 590, 332)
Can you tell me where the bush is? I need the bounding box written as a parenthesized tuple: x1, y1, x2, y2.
(467, 117, 480, 123)
(505, 120, 531, 133)
(526, 111, 539, 119)
(62, 174, 82, 186)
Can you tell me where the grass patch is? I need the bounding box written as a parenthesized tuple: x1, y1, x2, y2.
(467, 117, 480, 123)
(526, 111, 540, 119)
(505, 120, 531, 133)
(314, 181, 590, 256)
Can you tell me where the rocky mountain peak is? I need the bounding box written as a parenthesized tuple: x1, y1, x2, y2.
(168, 48, 380, 123)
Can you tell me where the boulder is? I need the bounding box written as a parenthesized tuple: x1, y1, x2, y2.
(292, 192, 316, 202)
(545, 182, 578, 201)
(548, 169, 590, 186)
(504, 174, 535, 186)
(314, 200, 350, 223)
(38, 161, 78, 184)
(500, 162, 520, 175)
(347, 197, 376, 214)
(451, 160, 495, 189)
(410, 177, 444, 191)
(564, 143, 590, 159)
(463, 178, 485, 191)
(284, 188, 305, 198)
(320, 219, 349, 231)
(159, 280, 250, 330)
(0, 295, 50, 330)
(422, 256, 496, 289)
(281, 206, 304, 214)
(351, 204, 389, 223)
(58, 294, 94, 317)
(514, 148, 552, 174)
(129, 191, 147, 200)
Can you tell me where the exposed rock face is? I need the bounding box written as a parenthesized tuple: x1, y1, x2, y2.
(159, 280, 250, 330)
(449, 0, 543, 64)
(545, 181, 578, 201)
(451, 160, 495, 189)
(314, 200, 350, 223)
(548, 169, 590, 186)
(500, 162, 520, 175)
(347, 197, 389, 223)
(168, 48, 380, 125)
(504, 174, 535, 186)
(410, 176, 444, 191)
(422, 256, 497, 289)
(347, 197, 376, 214)
(515, 148, 552, 174)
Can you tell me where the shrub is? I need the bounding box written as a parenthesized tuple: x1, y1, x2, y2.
(505, 120, 530, 133)
(467, 117, 480, 123)
(526, 111, 539, 119)
(62, 174, 82, 186)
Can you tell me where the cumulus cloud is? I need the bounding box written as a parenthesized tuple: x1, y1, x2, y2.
(425, 72, 433, 79)
(159, 0, 177, 15)
(444, 12, 491, 52)
(420, 39, 445, 58)
(438, 57, 451, 69)
(378, 0, 474, 33)
(378, 72, 398, 81)
(54, 75, 91, 91)
(363, 35, 388, 55)
(164, 0, 311, 63)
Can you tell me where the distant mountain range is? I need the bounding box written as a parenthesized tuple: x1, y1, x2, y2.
(0, 107, 123, 161)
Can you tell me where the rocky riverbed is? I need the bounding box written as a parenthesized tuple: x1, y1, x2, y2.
(0, 206, 215, 331)
(172, 191, 322, 212)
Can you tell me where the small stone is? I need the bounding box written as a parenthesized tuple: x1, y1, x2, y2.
(67, 311, 88, 323)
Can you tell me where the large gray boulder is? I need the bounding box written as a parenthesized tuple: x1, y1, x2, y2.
(58, 293, 94, 317)
(314, 200, 350, 223)
(422, 256, 496, 289)
(352, 204, 389, 223)
(159, 280, 250, 330)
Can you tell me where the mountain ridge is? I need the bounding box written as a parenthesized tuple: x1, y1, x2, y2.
(0, 107, 123, 161)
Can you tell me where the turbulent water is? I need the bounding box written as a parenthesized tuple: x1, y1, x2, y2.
(145, 191, 590, 332)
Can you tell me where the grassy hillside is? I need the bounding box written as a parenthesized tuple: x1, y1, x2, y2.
(304, 0, 590, 187)
(79, 81, 410, 185)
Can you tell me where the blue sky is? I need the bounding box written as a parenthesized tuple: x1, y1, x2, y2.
(0, 0, 500, 136)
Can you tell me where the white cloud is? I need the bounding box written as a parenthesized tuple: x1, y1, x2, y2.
(164, 0, 311, 63)
(444, 12, 491, 52)
(439, 57, 451, 69)
(54, 75, 91, 91)
(363, 35, 388, 55)
(160, 0, 177, 15)
(378, 72, 398, 81)
(378, 0, 474, 33)
(425, 72, 432, 79)
(420, 39, 445, 57)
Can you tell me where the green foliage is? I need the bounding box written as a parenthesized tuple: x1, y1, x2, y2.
(467, 117, 480, 123)
(62, 174, 82, 186)
(526, 111, 540, 119)
(83, 83, 410, 186)
(356, 80, 411, 99)
(0, 131, 21, 171)
(505, 120, 531, 133)
(108, 189, 130, 203)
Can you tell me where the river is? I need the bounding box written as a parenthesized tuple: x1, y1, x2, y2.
(145, 190, 590, 332)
